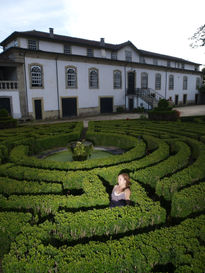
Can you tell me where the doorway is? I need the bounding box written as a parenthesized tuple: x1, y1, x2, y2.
(62, 98, 77, 117)
(129, 98, 134, 111)
(34, 99, 42, 120)
(175, 95, 179, 106)
(127, 72, 135, 94)
(100, 97, 113, 113)
(0, 97, 11, 115)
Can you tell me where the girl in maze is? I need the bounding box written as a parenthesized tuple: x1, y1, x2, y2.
(110, 173, 131, 208)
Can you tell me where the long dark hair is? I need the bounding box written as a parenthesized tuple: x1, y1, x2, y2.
(119, 173, 131, 189)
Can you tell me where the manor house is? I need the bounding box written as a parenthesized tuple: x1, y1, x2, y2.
(0, 28, 202, 120)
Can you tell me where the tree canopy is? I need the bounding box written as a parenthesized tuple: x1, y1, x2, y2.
(190, 24, 205, 48)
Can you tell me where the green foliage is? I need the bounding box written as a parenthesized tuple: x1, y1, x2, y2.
(157, 98, 171, 110)
(171, 182, 205, 218)
(0, 108, 9, 118)
(71, 141, 93, 161)
(0, 119, 205, 271)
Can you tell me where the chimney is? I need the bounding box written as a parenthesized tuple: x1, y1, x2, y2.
(49, 28, 54, 38)
(100, 38, 105, 46)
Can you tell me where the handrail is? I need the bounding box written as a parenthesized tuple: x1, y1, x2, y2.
(0, 81, 18, 90)
(126, 88, 165, 108)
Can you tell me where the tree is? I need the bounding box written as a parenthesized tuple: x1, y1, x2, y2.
(190, 24, 205, 48)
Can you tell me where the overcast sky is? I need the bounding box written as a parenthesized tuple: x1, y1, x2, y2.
(0, 0, 204, 67)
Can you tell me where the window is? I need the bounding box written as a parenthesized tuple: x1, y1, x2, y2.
(196, 77, 201, 89)
(87, 48, 94, 57)
(64, 45, 72, 54)
(113, 70, 122, 89)
(167, 61, 171, 67)
(89, 68, 98, 88)
(66, 67, 77, 88)
(155, 73, 161, 90)
(111, 52, 117, 60)
(125, 51, 132, 62)
(153, 59, 158, 65)
(140, 56, 145, 63)
(183, 76, 188, 90)
(141, 72, 148, 89)
(181, 63, 184, 69)
(169, 75, 174, 90)
(28, 40, 38, 50)
(30, 65, 43, 87)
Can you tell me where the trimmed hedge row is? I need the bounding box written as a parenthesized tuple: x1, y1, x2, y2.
(0, 212, 32, 258)
(95, 135, 170, 185)
(0, 177, 62, 195)
(0, 175, 109, 216)
(171, 182, 205, 218)
(9, 135, 146, 171)
(2, 215, 205, 272)
(130, 140, 191, 189)
(0, 144, 8, 164)
(156, 138, 205, 200)
(37, 179, 166, 241)
(0, 122, 83, 156)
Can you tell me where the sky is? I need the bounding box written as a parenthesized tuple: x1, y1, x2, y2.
(0, 0, 204, 67)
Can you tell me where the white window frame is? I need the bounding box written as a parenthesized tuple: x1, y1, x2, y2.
(87, 48, 94, 57)
(141, 72, 148, 89)
(64, 45, 72, 54)
(183, 76, 188, 90)
(169, 75, 174, 90)
(111, 52, 117, 60)
(89, 68, 99, 89)
(113, 70, 122, 89)
(155, 73, 161, 90)
(125, 51, 132, 62)
(30, 65, 43, 88)
(28, 39, 38, 50)
(66, 66, 77, 88)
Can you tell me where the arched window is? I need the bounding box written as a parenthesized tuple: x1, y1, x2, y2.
(66, 67, 77, 88)
(183, 76, 188, 90)
(141, 72, 148, 89)
(169, 75, 174, 90)
(113, 70, 122, 89)
(30, 65, 43, 87)
(155, 73, 161, 90)
(89, 68, 98, 88)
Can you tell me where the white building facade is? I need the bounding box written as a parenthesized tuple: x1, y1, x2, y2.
(0, 28, 202, 120)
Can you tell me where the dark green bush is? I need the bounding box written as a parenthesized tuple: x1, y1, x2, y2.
(148, 110, 180, 121)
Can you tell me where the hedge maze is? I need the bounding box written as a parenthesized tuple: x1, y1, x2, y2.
(0, 119, 205, 272)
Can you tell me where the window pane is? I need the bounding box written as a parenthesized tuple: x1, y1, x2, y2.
(89, 69, 98, 88)
(141, 73, 148, 89)
(183, 76, 188, 90)
(67, 68, 76, 88)
(114, 71, 121, 88)
(125, 51, 132, 62)
(64, 45, 71, 54)
(28, 40, 38, 50)
(31, 66, 42, 87)
(155, 74, 161, 90)
(169, 75, 174, 90)
(87, 48, 94, 57)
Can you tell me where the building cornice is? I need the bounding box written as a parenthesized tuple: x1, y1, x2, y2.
(1, 47, 202, 76)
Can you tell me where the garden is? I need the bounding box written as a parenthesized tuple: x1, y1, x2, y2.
(0, 116, 205, 272)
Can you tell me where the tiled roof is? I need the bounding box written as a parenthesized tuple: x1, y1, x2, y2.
(0, 30, 200, 65)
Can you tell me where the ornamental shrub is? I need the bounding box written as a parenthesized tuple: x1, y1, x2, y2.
(0, 109, 17, 129)
(148, 99, 180, 121)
